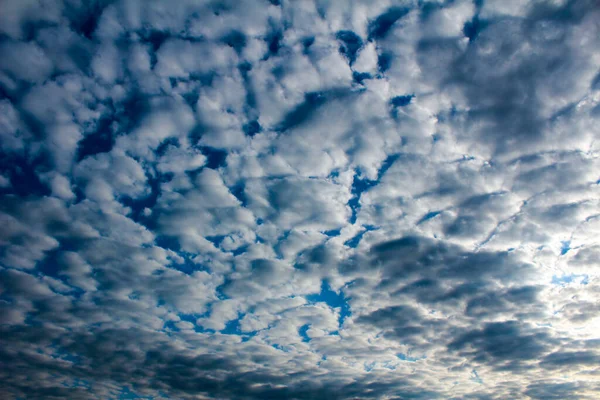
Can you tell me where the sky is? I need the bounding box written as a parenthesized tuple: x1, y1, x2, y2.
(0, 0, 599, 399)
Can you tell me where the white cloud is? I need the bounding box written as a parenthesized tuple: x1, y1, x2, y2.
(1, 1, 599, 399)
(0, 40, 53, 83)
(155, 39, 237, 79)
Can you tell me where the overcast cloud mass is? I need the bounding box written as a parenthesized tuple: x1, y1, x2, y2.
(0, 0, 599, 398)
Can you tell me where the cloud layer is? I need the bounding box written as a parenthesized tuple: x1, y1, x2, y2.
(1, 0, 599, 399)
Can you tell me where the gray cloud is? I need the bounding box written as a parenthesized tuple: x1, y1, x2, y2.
(1, 0, 599, 399)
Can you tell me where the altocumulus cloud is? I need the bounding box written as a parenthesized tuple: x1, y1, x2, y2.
(0, 0, 599, 399)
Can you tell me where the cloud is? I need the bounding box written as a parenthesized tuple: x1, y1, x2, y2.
(1, 0, 599, 399)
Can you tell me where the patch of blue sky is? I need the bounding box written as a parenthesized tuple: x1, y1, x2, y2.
(271, 343, 290, 352)
(221, 314, 242, 335)
(336, 30, 363, 65)
(61, 379, 90, 389)
(163, 312, 213, 334)
(118, 386, 154, 400)
(463, 16, 488, 42)
(230, 245, 250, 256)
(306, 280, 351, 326)
(219, 313, 257, 341)
(348, 155, 398, 224)
(215, 279, 231, 300)
(344, 225, 378, 248)
(397, 353, 423, 362)
(156, 245, 210, 275)
(76, 116, 114, 161)
(471, 369, 483, 384)
(199, 146, 228, 169)
(551, 274, 589, 286)
(162, 320, 179, 333)
(205, 234, 249, 255)
(0, 152, 51, 197)
(560, 240, 571, 255)
(56, 351, 81, 364)
(298, 324, 311, 343)
(364, 361, 376, 372)
(368, 7, 410, 40)
(322, 228, 341, 237)
(317, 355, 327, 367)
(417, 210, 441, 225)
(352, 71, 373, 84)
(390, 95, 414, 107)
(119, 172, 163, 225)
(171, 257, 209, 275)
(344, 231, 365, 248)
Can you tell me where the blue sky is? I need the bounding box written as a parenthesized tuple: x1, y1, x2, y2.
(1, 0, 600, 399)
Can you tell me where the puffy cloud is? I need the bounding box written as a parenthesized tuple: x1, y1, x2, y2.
(155, 39, 238, 79)
(1, 0, 599, 399)
(0, 40, 53, 84)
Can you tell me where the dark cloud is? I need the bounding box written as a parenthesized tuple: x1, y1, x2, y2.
(524, 381, 588, 400)
(540, 350, 600, 370)
(437, 1, 599, 155)
(356, 304, 429, 344)
(448, 321, 555, 367)
(365, 236, 534, 287)
(368, 7, 410, 40)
